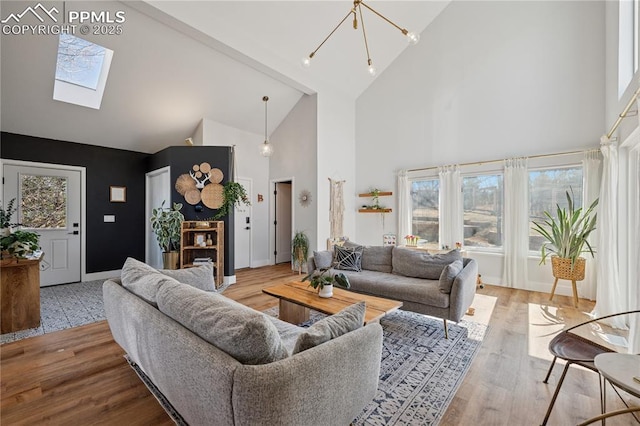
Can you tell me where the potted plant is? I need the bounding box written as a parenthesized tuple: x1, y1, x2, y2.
(150, 201, 184, 269)
(531, 189, 598, 302)
(212, 182, 250, 220)
(1, 229, 40, 259)
(291, 231, 309, 275)
(1, 198, 18, 237)
(302, 266, 350, 298)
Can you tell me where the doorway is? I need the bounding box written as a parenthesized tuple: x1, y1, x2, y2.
(145, 167, 171, 270)
(274, 180, 292, 264)
(234, 177, 252, 269)
(3, 162, 83, 286)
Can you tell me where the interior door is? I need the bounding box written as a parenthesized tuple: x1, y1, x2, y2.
(234, 178, 252, 269)
(3, 164, 81, 286)
(275, 182, 292, 264)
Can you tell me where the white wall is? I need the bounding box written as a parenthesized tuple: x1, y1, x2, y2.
(355, 1, 606, 296)
(269, 94, 318, 257)
(199, 118, 271, 267)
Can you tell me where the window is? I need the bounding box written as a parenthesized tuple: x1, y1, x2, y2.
(528, 166, 583, 251)
(20, 174, 67, 229)
(462, 174, 503, 248)
(410, 179, 439, 245)
(618, 0, 639, 97)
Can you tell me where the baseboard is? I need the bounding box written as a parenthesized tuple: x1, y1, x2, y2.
(224, 275, 236, 285)
(83, 269, 121, 282)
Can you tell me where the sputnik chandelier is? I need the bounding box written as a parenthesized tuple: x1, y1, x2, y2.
(301, 0, 420, 76)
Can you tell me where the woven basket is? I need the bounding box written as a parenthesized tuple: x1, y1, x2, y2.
(551, 256, 586, 281)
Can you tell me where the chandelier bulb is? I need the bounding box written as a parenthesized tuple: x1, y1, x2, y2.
(261, 141, 274, 157)
(406, 31, 420, 45)
(367, 63, 377, 77)
(301, 56, 312, 68)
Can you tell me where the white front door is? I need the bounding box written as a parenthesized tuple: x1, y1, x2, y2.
(234, 178, 252, 269)
(3, 164, 82, 286)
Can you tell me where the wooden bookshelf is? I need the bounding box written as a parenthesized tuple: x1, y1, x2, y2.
(180, 221, 224, 288)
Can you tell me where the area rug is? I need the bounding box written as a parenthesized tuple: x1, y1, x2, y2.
(0, 279, 233, 344)
(133, 307, 488, 426)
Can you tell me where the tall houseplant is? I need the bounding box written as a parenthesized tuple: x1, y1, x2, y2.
(531, 189, 598, 305)
(291, 231, 309, 275)
(150, 201, 184, 269)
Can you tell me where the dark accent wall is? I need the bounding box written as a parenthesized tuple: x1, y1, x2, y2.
(1, 132, 148, 273)
(148, 146, 234, 276)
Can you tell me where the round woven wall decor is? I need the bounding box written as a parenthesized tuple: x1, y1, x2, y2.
(199, 162, 211, 173)
(201, 183, 224, 209)
(175, 174, 196, 195)
(210, 168, 224, 184)
(184, 189, 202, 205)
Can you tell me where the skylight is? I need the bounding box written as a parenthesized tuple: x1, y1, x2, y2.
(55, 34, 106, 90)
(53, 34, 113, 109)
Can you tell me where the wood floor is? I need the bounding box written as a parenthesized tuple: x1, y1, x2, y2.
(1, 264, 635, 425)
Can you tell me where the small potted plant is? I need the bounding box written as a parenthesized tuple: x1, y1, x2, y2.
(1, 229, 40, 260)
(532, 189, 598, 303)
(291, 230, 309, 275)
(150, 201, 184, 269)
(302, 265, 350, 298)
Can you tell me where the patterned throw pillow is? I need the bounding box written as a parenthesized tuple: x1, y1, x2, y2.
(334, 245, 363, 272)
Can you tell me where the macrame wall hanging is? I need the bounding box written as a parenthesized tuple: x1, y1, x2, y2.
(329, 178, 345, 239)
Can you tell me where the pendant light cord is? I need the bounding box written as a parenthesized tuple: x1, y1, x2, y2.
(263, 95, 269, 142)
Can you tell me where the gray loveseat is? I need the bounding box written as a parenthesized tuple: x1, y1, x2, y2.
(104, 258, 383, 426)
(308, 245, 478, 337)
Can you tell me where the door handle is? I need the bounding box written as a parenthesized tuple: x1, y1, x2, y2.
(68, 231, 79, 235)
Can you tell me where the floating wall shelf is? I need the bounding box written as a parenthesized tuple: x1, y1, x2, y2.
(358, 208, 392, 213)
(358, 191, 392, 197)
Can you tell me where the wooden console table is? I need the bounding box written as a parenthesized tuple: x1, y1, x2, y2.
(1, 257, 41, 333)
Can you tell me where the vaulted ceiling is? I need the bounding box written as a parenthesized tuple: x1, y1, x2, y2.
(1, 1, 449, 154)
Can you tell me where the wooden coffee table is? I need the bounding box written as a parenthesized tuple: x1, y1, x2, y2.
(262, 281, 403, 325)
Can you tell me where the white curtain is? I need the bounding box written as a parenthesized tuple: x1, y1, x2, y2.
(503, 158, 529, 288)
(397, 170, 411, 241)
(438, 165, 463, 249)
(593, 139, 627, 328)
(630, 149, 640, 353)
(582, 150, 601, 300)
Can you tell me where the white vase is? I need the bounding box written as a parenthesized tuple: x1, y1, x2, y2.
(318, 284, 333, 298)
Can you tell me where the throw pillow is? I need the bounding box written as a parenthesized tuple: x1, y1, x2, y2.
(334, 245, 363, 272)
(313, 250, 333, 270)
(121, 257, 180, 307)
(293, 302, 366, 354)
(361, 245, 393, 273)
(392, 247, 462, 280)
(160, 263, 215, 292)
(157, 280, 289, 365)
(438, 259, 464, 293)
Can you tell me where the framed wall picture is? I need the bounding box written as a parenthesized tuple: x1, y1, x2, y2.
(110, 186, 126, 202)
(194, 233, 206, 247)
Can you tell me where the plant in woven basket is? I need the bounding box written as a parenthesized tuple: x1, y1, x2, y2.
(531, 189, 598, 272)
(212, 182, 250, 220)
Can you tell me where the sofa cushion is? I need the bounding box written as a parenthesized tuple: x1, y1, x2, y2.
(313, 250, 333, 269)
(334, 245, 363, 272)
(342, 240, 363, 249)
(438, 259, 464, 294)
(361, 246, 393, 273)
(160, 263, 215, 292)
(265, 316, 305, 355)
(343, 270, 449, 308)
(392, 247, 462, 280)
(157, 281, 289, 365)
(293, 302, 365, 354)
(121, 257, 181, 307)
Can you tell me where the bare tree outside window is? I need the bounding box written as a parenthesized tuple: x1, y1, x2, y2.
(411, 179, 439, 245)
(20, 175, 67, 229)
(55, 34, 106, 90)
(463, 174, 503, 248)
(529, 166, 583, 250)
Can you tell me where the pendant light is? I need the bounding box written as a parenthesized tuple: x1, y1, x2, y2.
(261, 95, 273, 157)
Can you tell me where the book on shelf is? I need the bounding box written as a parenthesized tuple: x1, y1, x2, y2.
(193, 257, 212, 264)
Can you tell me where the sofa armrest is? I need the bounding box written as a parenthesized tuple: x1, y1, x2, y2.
(232, 322, 383, 426)
(448, 258, 478, 322)
(306, 256, 317, 274)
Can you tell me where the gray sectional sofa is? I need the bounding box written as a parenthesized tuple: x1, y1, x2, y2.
(308, 244, 478, 337)
(104, 258, 383, 426)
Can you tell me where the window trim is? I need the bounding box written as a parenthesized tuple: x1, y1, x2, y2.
(461, 170, 505, 253)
